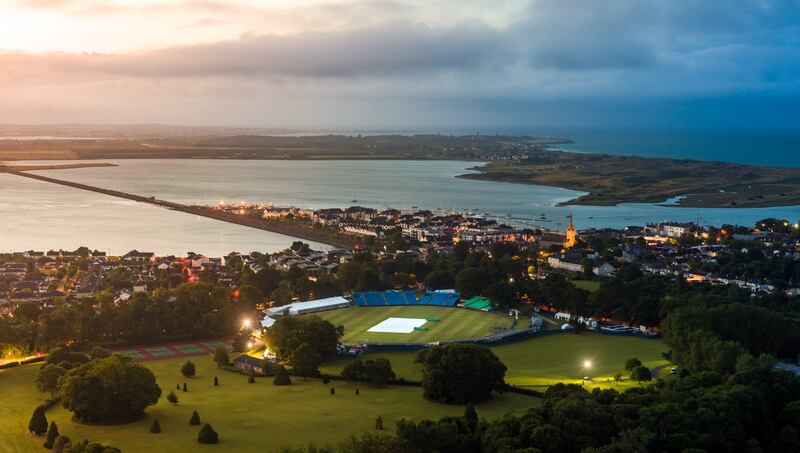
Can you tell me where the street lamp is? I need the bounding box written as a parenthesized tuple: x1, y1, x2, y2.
(242, 319, 251, 329)
(582, 360, 592, 383)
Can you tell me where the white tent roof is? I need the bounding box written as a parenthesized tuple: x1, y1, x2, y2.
(260, 317, 276, 329)
(265, 296, 349, 316)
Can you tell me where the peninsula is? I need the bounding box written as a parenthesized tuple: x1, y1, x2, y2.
(461, 150, 800, 208)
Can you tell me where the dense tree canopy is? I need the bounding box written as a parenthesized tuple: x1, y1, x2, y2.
(264, 315, 342, 362)
(341, 358, 396, 387)
(416, 344, 507, 404)
(60, 355, 161, 423)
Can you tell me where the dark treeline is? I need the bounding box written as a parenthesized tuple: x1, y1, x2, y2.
(232, 240, 530, 309)
(283, 364, 800, 452)
(1, 283, 252, 352)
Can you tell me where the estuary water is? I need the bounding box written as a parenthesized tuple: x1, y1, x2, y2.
(1, 159, 799, 255)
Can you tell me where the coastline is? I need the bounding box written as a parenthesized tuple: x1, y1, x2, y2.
(3, 132, 800, 209)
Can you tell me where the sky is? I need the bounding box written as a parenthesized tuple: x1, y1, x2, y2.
(0, 0, 798, 131)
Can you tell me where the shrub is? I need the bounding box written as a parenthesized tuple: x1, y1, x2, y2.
(198, 423, 219, 444)
(44, 421, 59, 449)
(52, 435, 71, 453)
(28, 406, 48, 436)
(330, 387, 335, 395)
(464, 404, 478, 430)
(181, 361, 196, 378)
(167, 391, 179, 404)
(149, 418, 161, 434)
(183, 382, 188, 392)
(189, 410, 201, 425)
(375, 415, 384, 430)
(248, 375, 255, 383)
(273, 366, 292, 385)
(213, 376, 219, 386)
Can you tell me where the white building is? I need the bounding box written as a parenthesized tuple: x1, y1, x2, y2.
(554, 312, 571, 321)
(548, 255, 584, 273)
(265, 296, 350, 317)
(593, 263, 616, 277)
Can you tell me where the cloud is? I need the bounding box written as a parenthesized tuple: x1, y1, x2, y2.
(2, 0, 799, 129)
(1, 21, 512, 79)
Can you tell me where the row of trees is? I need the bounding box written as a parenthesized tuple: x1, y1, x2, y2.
(1, 282, 254, 354)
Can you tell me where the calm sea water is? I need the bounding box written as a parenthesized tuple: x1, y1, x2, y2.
(538, 129, 800, 167)
(1, 159, 798, 255)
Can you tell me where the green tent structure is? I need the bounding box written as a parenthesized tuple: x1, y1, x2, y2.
(461, 296, 493, 311)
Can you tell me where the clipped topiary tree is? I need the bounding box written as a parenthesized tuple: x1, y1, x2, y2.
(183, 382, 188, 392)
(330, 387, 335, 395)
(248, 375, 255, 384)
(189, 410, 201, 426)
(44, 421, 59, 449)
(167, 390, 179, 404)
(464, 404, 478, 431)
(213, 376, 219, 386)
(355, 387, 360, 396)
(52, 435, 71, 453)
(28, 406, 48, 436)
(149, 418, 161, 434)
(181, 360, 196, 378)
(273, 366, 291, 386)
(198, 423, 219, 444)
(375, 415, 383, 430)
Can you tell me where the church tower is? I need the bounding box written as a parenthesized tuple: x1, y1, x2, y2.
(565, 214, 577, 248)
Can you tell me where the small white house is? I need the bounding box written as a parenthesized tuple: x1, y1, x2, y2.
(593, 263, 616, 277)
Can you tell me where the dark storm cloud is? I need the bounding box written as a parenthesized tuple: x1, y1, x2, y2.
(2, 0, 799, 128)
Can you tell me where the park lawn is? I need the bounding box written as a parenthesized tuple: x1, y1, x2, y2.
(311, 306, 516, 343)
(571, 279, 602, 293)
(322, 332, 668, 389)
(2, 356, 538, 453)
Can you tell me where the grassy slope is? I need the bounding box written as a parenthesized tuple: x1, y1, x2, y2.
(312, 306, 515, 343)
(1, 357, 537, 453)
(323, 332, 668, 388)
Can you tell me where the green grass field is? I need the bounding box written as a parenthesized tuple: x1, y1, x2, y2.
(0, 356, 537, 453)
(571, 279, 602, 292)
(323, 332, 668, 388)
(311, 306, 516, 343)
